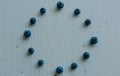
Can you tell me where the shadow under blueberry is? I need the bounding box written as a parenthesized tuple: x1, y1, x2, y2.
(21, 35, 30, 41)
(35, 63, 44, 69)
(87, 41, 97, 48)
(83, 22, 89, 27)
(27, 22, 36, 27)
(53, 6, 64, 13)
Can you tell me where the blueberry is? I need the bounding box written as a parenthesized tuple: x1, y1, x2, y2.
(28, 48, 34, 54)
(24, 30, 31, 38)
(71, 63, 78, 69)
(74, 8, 81, 15)
(40, 8, 46, 14)
(30, 17, 36, 24)
(56, 66, 63, 74)
(90, 37, 98, 44)
(83, 52, 90, 59)
(85, 19, 91, 25)
(57, 1, 64, 9)
(38, 59, 44, 66)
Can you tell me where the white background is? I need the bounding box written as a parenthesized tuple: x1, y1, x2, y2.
(0, 0, 120, 76)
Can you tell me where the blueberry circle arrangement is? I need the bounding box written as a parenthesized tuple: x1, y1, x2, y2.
(23, 1, 98, 75)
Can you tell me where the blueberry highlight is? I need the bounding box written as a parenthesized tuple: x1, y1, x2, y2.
(30, 17, 36, 24)
(90, 37, 98, 44)
(83, 52, 90, 59)
(74, 8, 81, 15)
(71, 63, 78, 69)
(40, 8, 46, 14)
(38, 59, 44, 66)
(28, 48, 34, 54)
(56, 66, 63, 74)
(57, 1, 64, 9)
(24, 30, 31, 38)
(85, 19, 91, 25)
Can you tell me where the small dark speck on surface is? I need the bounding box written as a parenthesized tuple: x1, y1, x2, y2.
(98, 25, 100, 28)
(16, 45, 18, 48)
(5, 59, 8, 61)
(20, 71, 23, 74)
(56, 37, 61, 39)
(82, 44, 85, 47)
(106, 21, 108, 24)
(54, 74, 57, 76)
(84, 68, 86, 73)
(50, 49, 54, 52)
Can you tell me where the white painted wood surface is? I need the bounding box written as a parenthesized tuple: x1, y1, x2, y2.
(0, 0, 120, 76)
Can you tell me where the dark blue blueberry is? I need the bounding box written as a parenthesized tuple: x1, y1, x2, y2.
(90, 37, 98, 44)
(57, 1, 64, 9)
(71, 63, 78, 69)
(38, 59, 44, 66)
(74, 8, 81, 15)
(28, 48, 34, 54)
(83, 52, 90, 59)
(40, 8, 46, 14)
(56, 66, 63, 74)
(85, 19, 91, 25)
(30, 17, 36, 24)
(24, 30, 31, 38)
